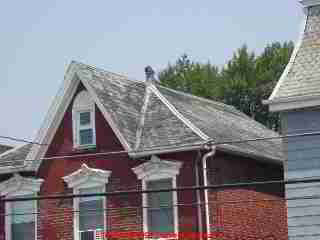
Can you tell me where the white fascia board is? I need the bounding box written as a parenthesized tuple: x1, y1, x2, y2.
(266, 94, 320, 112)
(300, 0, 320, 7)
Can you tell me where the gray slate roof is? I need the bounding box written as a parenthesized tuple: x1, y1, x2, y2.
(76, 62, 282, 162)
(0, 145, 12, 154)
(0, 144, 31, 167)
(269, 5, 320, 101)
(3, 62, 283, 170)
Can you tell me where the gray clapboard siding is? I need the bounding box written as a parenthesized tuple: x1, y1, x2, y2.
(282, 110, 320, 239)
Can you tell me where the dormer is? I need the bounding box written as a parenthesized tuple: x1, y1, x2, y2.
(72, 90, 96, 149)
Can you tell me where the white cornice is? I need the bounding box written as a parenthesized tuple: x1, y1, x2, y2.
(300, 0, 320, 7)
(63, 164, 111, 189)
(132, 155, 182, 180)
(0, 174, 43, 196)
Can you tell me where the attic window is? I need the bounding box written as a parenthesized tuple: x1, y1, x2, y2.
(73, 90, 96, 149)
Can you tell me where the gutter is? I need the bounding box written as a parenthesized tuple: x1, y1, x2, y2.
(202, 145, 216, 237)
(195, 151, 203, 238)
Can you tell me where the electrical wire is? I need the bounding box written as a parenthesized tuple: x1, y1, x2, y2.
(0, 177, 316, 203)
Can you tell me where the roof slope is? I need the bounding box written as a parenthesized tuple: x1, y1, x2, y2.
(268, 5, 320, 104)
(3, 61, 283, 173)
(0, 144, 31, 168)
(157, 86, 283, 162)
(0, 145, 12, 154)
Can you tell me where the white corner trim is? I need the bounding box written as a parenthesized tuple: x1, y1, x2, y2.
(300, 0, 320, 7)
(63, 163, 111, 189)
(132, 156, 181, 239)
(150, 85, 210, 141)
(267, 9, 308, 103)
(0, 174, 43, 196)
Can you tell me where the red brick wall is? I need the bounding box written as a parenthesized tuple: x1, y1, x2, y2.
(0, 82, 286, 240)
(206, 152, 288, 240)
(35, 82, 201, 240)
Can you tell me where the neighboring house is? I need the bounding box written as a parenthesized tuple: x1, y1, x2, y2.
(265, 0, 320, 239)
(0, 145, 12, 155)
(0, 61, 287, 240)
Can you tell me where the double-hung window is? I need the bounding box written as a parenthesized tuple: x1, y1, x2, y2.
(63, 164, 111, 240)
(132, 156, 182, 238)
(78, 186, 104, 239)
(77, 110, 95, 146)
(10, 195, 36, 240)
(0, 174, 43, 240)
(72, 90, 96, 149)
(146, 179, 175, 233)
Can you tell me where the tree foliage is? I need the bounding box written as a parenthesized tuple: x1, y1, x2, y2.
(158, 42, 294, 131)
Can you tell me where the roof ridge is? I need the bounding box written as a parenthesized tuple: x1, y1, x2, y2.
(150, 84, 210, 141)
(72, 60, 146, 85)
(0, 143, 30, 158)
(134, 85, 153, 150)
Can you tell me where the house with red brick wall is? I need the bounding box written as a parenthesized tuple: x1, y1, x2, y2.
(0, 61, 287, 240)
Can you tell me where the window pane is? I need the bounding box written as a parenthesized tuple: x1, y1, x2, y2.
(146, 179, 174, 233)
(79, 187, 104, 231)
(11, 195, 35, 240)
(80, 129, 93, 145)
(80, 112, 91, 126)
(12, 222, 35, 240)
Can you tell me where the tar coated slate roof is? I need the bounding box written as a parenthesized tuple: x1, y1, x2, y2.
(0, 145, 12, 155)
(2, 61, 283, 171)
(269, 5, 320, 101)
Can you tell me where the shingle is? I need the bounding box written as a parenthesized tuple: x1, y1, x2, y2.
(271, 5, 320, 100)
(0, 144, 32, 167)
(0, 145, 12, 154)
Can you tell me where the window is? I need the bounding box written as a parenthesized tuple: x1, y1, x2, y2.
(132, 156, 182, 238)
(0, 174, 43, 240)
(146, 179, 174, 233)
(77, 111, 94, 146)
(63, 164, 111, 240)
(10, 195, 36, 240)
(78, 187, 104, 240)
(72, 91, 96, 149)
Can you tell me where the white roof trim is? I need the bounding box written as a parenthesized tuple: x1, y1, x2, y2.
(132, 155, 183, 180)
(150, 85, 210, 141)
(266, 10, 308, 103)
(300, 0, 320, 7)
(63, 163, 111, 189)
(26, 61, 131, 172)
(0, 174, 43, 197)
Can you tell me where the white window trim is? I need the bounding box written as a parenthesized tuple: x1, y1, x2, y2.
(63, 164, 111, 240)
(132, 155, 182, 239)
(0, 174, 43, 240)
(72, 90, 96, 149)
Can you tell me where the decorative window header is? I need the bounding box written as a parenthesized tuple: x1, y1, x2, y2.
(0, 174, 43, 197)
(132, 155, 182, 181)
(63, 164, 111, 189)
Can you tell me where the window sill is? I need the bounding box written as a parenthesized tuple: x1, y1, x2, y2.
(73, 144, 96, 152)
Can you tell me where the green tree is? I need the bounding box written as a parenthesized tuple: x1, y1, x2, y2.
(158, 42, 294, 131)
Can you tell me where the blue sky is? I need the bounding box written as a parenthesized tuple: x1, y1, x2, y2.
(0, 0, 303, 146)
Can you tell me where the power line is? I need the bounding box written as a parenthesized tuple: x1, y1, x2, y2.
(1, 177, 318, 203)
(1, 130, 320, 166)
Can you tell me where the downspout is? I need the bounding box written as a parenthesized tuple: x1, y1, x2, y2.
(202, 145, 216, 238)
(195, 150, 203, 238)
